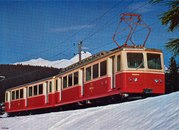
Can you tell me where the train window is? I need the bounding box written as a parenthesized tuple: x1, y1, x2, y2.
(117, 55, 121, 71)
(86, 66, 91, 81)
(16, 90, 19, 99)
(29, 87, 32, 97)
(127, 53, 144, 68)
(74, 71, 78, 85)
(12, 91, 15, 100)
(49, 81, 52, 92)
(39, 84, 43, 94)
(100, 61, 107, 76)
(20, 89, 23, 98)
(34, 85, 38, 96)
(46, 81, 48, 91)
(68, 74, 73, 87)
(6, 93, 8, 102)
(63, 76, 67, 89)
(55, 79, 58, 91)
(147, 53, 162, 69)
(93, 64, 99, 79)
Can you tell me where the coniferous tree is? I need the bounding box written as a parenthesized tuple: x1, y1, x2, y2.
(151, 0, 179, 92)
(168, 56, 178, 92)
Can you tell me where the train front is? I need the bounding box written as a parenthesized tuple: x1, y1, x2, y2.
(116, 47, 165, 96)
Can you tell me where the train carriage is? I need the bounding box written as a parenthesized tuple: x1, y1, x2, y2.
(5, 77, 55, 113)
(4, 46, 165, 115)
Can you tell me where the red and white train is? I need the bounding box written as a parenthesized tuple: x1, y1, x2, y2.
(4, 13, 165, 115)
(4, 47, 165, 115)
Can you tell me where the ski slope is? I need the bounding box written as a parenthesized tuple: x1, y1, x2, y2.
(0, 92, 178, 130)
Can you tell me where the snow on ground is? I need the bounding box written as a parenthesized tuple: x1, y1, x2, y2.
(0, 92, 179, 130)
(14, 51, 92, 69)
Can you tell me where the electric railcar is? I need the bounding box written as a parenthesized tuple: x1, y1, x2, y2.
(4, 47, 165, 115)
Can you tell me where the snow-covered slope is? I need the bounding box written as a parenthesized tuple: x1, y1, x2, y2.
(14, 51, 92, 69)
(0, 92, 178, 130)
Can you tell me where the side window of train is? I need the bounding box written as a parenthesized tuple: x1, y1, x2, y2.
(20, 89, 23, 98)
(29, 87, 33, 97)
(55, 79, 58, 91)
(46, 81, 48, 92)
(16, 90, 19, 99)
(117, 55, 121, 71)
(68, 74, 73, 87)
(63, 76, 67, 89)
(86, 66, 91, 81)
(5, 93, 8, 102)
(93, 63, 99, 79)
(39, 84, 43, 94)
(12, 91, 15, 100)
(34, 85, 38, 96)
(74, 71, 78, 85)
(100, 60, 107, 76)
(49, 81, 52, 92)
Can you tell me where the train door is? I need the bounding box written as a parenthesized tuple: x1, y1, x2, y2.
(45, 81, 49, 104)
(82, 69, 84, 95)
(108, 56, 116, 89)
(115, 55, 122, 89)
(5, 91, 10, 110)
(80, 68, 84, 96)
(25, 87, 28, 107)
(111, 56, 115, 89)
(59, 78, 62, 101)
(6, 91, 10, 110)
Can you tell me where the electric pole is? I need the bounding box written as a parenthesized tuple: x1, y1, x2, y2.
(78, 41, 82, 62)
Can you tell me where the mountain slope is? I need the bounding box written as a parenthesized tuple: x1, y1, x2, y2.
(1, 92, 178, 130)
(15, 51, 92, 68)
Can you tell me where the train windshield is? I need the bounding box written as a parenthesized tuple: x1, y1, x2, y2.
(127, 53, 144, 69)
(147, 53, 162, 69)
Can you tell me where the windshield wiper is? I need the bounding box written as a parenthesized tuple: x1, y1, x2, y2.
(136, 61, 144, 70)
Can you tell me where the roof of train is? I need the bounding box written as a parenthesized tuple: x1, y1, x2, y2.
(6, 47, 162, 91)
(59, 46, 162, 75)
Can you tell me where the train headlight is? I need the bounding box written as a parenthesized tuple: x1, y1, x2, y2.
(154, 79, 159, 83)
(154, 79, 162, 83)
(159, 79, 162, 83)
(129, 77, 138, 82)
(129, 78, 132, 82)
(133, 78, 138, 82)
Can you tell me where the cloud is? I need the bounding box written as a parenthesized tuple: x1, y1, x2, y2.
(50, 24, 94, 32)
(127, 2, 153, 14)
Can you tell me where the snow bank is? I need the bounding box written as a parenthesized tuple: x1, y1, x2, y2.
(14, 51, 92, 69)
(0, 92, 179, 130)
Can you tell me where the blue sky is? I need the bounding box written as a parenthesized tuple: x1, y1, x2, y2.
(0, 0, 178, 66)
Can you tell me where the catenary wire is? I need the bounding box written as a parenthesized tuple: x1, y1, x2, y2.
(2, 1, 156, 81)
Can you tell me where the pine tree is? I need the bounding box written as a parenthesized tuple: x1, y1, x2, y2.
(168, 56, 178, 92)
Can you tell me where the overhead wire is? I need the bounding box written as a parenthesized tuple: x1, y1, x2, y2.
(3, 20, 159, 81)
(2, 0, 122, 77)
(3, 1, 158, 82)
(9, 0, 123, 64)
(82, 1, 151, 42)
(2, 0, 123, 80)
